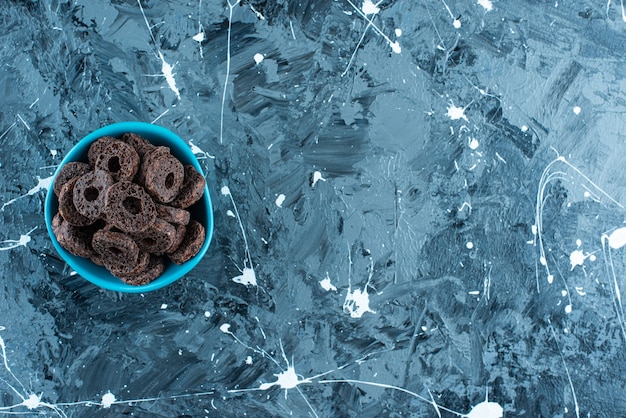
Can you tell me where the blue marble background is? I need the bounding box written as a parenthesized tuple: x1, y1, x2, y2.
(2, 0, 626, 416)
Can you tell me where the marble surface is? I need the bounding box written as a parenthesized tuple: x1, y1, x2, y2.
(2, 0, 626, 416)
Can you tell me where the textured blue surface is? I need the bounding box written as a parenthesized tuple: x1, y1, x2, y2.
(2, 0, 626, 417)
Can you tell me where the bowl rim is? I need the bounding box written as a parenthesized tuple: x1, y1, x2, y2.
(44, 121, 214, 293)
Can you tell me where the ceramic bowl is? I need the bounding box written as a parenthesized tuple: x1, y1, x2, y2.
(44, 121, 213, 293)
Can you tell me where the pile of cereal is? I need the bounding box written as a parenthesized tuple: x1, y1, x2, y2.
(51, 133, 206, 285)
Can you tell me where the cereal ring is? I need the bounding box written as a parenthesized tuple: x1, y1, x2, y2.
(144, 155, 184, 204)
(166, 223, 186, 254)
(136, 146, 171, 187)
(52, 213, 102, 258)
(120, 255, 164, 285)
(168, 220, 205, 264)
(58, 177, 96, 226)
(72, 170, 113, 219)
(156, 203, 190, 225)
(92, 229, 139, 266)
(131, 218, 176, 255)
(94, 139, 140, 182)
(121, 133, 155, 158)
(103, 181, 156, 233)
(170, 165, 206, 209)
(87, 136, 117, 167)
(53, 162, 91, 197)
(105, 251, 150, 278)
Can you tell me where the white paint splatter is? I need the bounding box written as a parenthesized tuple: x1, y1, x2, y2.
(245, 356, 253, 365)
(446, 101, 469, 121)
(395, 28, 402, 37)
(101, 392, 116, 409)
(608, 227, 626, 249)
(320, 273, 337, 291)
(466, 241, 474, 250)
(390, 41, 402, 54)
(569, 249, 586, 270)
(232, 267, 257, 286)
(453, 18, 462, 28)
(466, 400, 503, 418)
(312, 171, 326, 187)
(468, 137, 479, 150)
(361, 0, 380, 15)
(253, 53, 264, 64)
(573, 105, 581, 115)
(226, 210, 236, 218)
(275, 194, 286, 207)
(220, 0, 242, 144)
(345, 0, 401, 56)
(158, 51, 181, 100)
(160, 304, 168, 310)
(22, 393, 42, 410)
(344, 287, 375, 318)
(188, 139, 215, 159)
(204, 311, 211, 318)
(0, 227, 36, 251)
(1, 175, 54, 211)
(193, 32, 205, 42)
(477, 0, 494, 11)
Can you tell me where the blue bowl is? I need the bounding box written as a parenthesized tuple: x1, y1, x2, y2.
(44, 122, 214, 293)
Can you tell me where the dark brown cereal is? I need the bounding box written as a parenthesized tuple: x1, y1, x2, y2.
(103, 181, 156, 233)
(170, 165, 206, 209)
(92, 229, 139, 266)
(94, 139, 140, 182)
(120, 255, 165, 286)
(87, 136, 117, 167)
(58, 177, 96, 227)
(53, 132, 207, 285)
(166, 223, 187, 254)
(72, 170, 113, 219)
(121, 133, 155, 158)
(144, 155, 184, 204)
(52, 213, 98, 258)
(156, 203, 190, 225)
(53, 162, 91, 197)
(131, 218, 176, 255)
(136, 146, 171, 187)
(168, 220, 205, 265)
(105, 251, 150, 278)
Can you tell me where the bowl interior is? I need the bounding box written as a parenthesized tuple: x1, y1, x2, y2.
(44, 121, 214, 293)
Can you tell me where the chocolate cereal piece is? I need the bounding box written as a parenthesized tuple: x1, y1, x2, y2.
(92, 229, 139, 266)
(120, 255, 165, 285)
(156, 203, 190, 225)
(166, 223, 186, 254)
(103, 181, 157, 233)
(168, 220, 205, 264)
(170, 165, 206, 209)
(121, 133, 155, 158)
(52, 213, 99, 258)
(87, 136, 117, 167)
(136, 146, 171, 187)
(58, 177, 95, 226)
(94, 139, 140, 182)
(144, 155, 184, 204)
(53, 162, 91, 197)
(72, 170, 113, 219)
(131, 218, 176, 255)
(105, 251, 150, 278)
